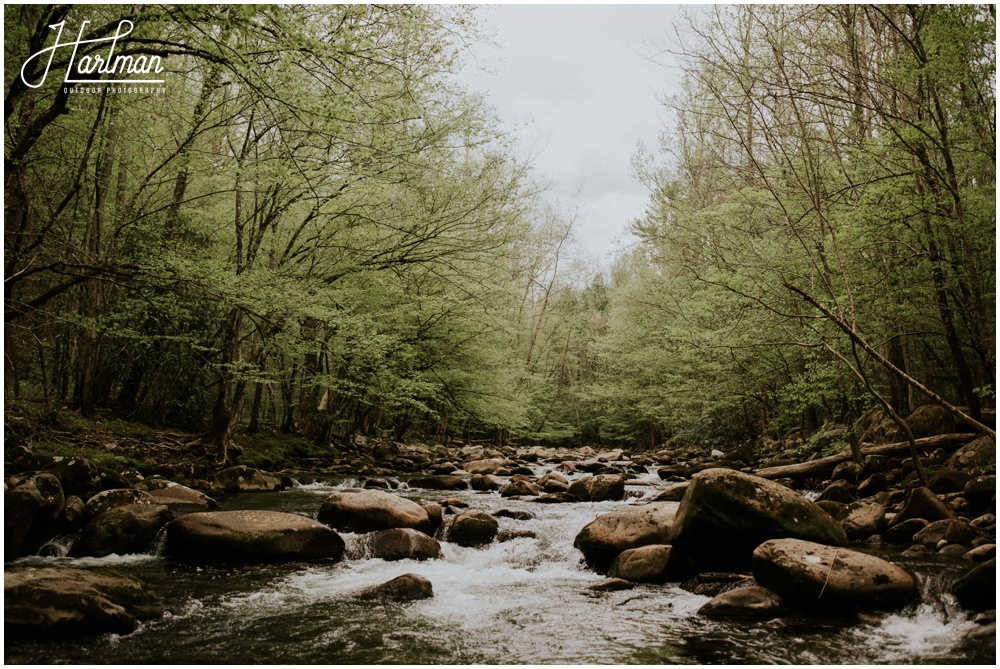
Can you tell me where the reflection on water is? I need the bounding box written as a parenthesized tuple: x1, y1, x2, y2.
(5, 478, 992, 664)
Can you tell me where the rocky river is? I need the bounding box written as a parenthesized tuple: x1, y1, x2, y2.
(5, 444, 995, 664)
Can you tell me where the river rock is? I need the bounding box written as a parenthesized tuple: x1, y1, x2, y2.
(679, 572, 753, 597)
(45, 457, 103, 495)
(538, 472, 569, 493)
(357, 573, 433, 602)
(963, 475, 996, 513)
(501, 480, 540, 497)
(5, 472, 65, 560)
(318, 490, 431, 534)
(669, 469, 848, 572)
(574, 502, 676, 572)
(446, 511, 498, 547)
(71, 504, 174, 558)
(912, 519, 976, 549)
(888, 486, 957, 527)
(84, 488, 155, 519)
(213, 466, 283, 493)
(494, 509, 534, 521)
(857, 473, 888, 498)
(62, 496, 86, 531)
(698, 585, 784, 620)
(407, 475, 468, 491)
(588, 578, 636, 592)
(567, 474, 625, 502)
(167, 510, 345, 562)
(5, 566, 163, 637)
(884, 518, 929, 544)
(949, 435, 995, 475)
(841, 502, 886, 541)
(136, 478, 217, 510)
(964, 544, 995, 562)
(752, 538, 918, 611)
(952, 559, 995, 611)
(421, 503, 443, 536)
(818, 480, 857, 504)
(607, 544, 675, 583)
(361, 528, 442, 561)
(928, 469, 973, 494)
(831, 461, 862, 484)
(462, 458, 511, 475)
(471, 474, 501, 491)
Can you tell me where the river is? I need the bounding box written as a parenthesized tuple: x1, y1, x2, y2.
(5, 473, 993, 664)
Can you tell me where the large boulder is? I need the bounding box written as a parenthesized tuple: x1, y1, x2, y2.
(841, 502, 886, 541)
(752, 538, 918, 611)
(911, 519, 975, 549)
(70, 504, 174, 558)
(904, 404, 955, 439)
(212, 466, 283, 493)
(356, 573, 433, 602)
(318, 490, 431, 534)
(406, 475, 468, 491)
(607, 544, 676, 583)
(84, 488, 155, 520)
(567, 474, 625, 502)
(358, 528, 442, 561)
(166, 510, 345, 563)
(952, 559, 995, 611)
(501, 480, 541, 497)
(135, 479, 217, 510)
(668, 469, 848, 571)
(5, 566, 163, 637)
(446, 511, 498, 547)
(698, 585, 784, 620)
(5, 472, 65, 560)
(949, 436, 996, 476)
(574, 503, 676, 572)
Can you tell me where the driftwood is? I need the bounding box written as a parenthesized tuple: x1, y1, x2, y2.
(753, 433, 979, 481)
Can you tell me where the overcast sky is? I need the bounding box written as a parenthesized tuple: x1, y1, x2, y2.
(456, 3, 688, 270)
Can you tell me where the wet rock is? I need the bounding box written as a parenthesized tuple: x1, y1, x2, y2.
(884, 518, 929, 544)
(70, 504, 173, 558)
(432, 462, 459, 475)
(497, 529, 537, 542)
(494, 509, 534, 521)
(904, 404, 955, 439)
(588, 578, 635, 592)
(471, 474, 501, 491)
(698, 585, 784, 620)
(4, 566, 162, 637)
(841, 502, 886, 541)
(501, 480, 541, 497)
(952, 559, 995, 611)
(574, 503, 676, 572)
(5, 472, 65, 560)
(912, 519, 976, 549)
(407, 475, 468, 491)
(213, 466, 283, 493)
(752, 538, 918, 611)
(84, 488, 155, 519)
(167, 510, 345, 562)
(538, 472, 569, 493)
(363, 478, 392, 490)
(567, 474, 625, 502)
(964, 544, 995, 561)
(357, 573, 433, 602)
(45, 457, 103, 495)
(669, 469, 848, 572)
(938, 544, 969, 557)
(887, 487, 956, 527)
(607, 544, 676, 583)
(421, 503, 443, 537)
(679, 572, 753, 597)
(818, 480, 857, 504)
(949, 436, 995, 476)
(534, 492, 578, 504)
(446, 511, 498, 547)
(362, 528, 442, 561)
(462, 458, 511, 475)
(135, 479, 217, 510)
(318, 490, 431, 534)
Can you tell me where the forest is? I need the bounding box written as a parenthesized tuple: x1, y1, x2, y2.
(5, 4, 996, 463)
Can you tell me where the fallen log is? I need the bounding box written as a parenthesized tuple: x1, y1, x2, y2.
(753, 433, 978, 481)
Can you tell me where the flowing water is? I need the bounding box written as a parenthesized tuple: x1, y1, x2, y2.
(5, 473, 994, 664)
